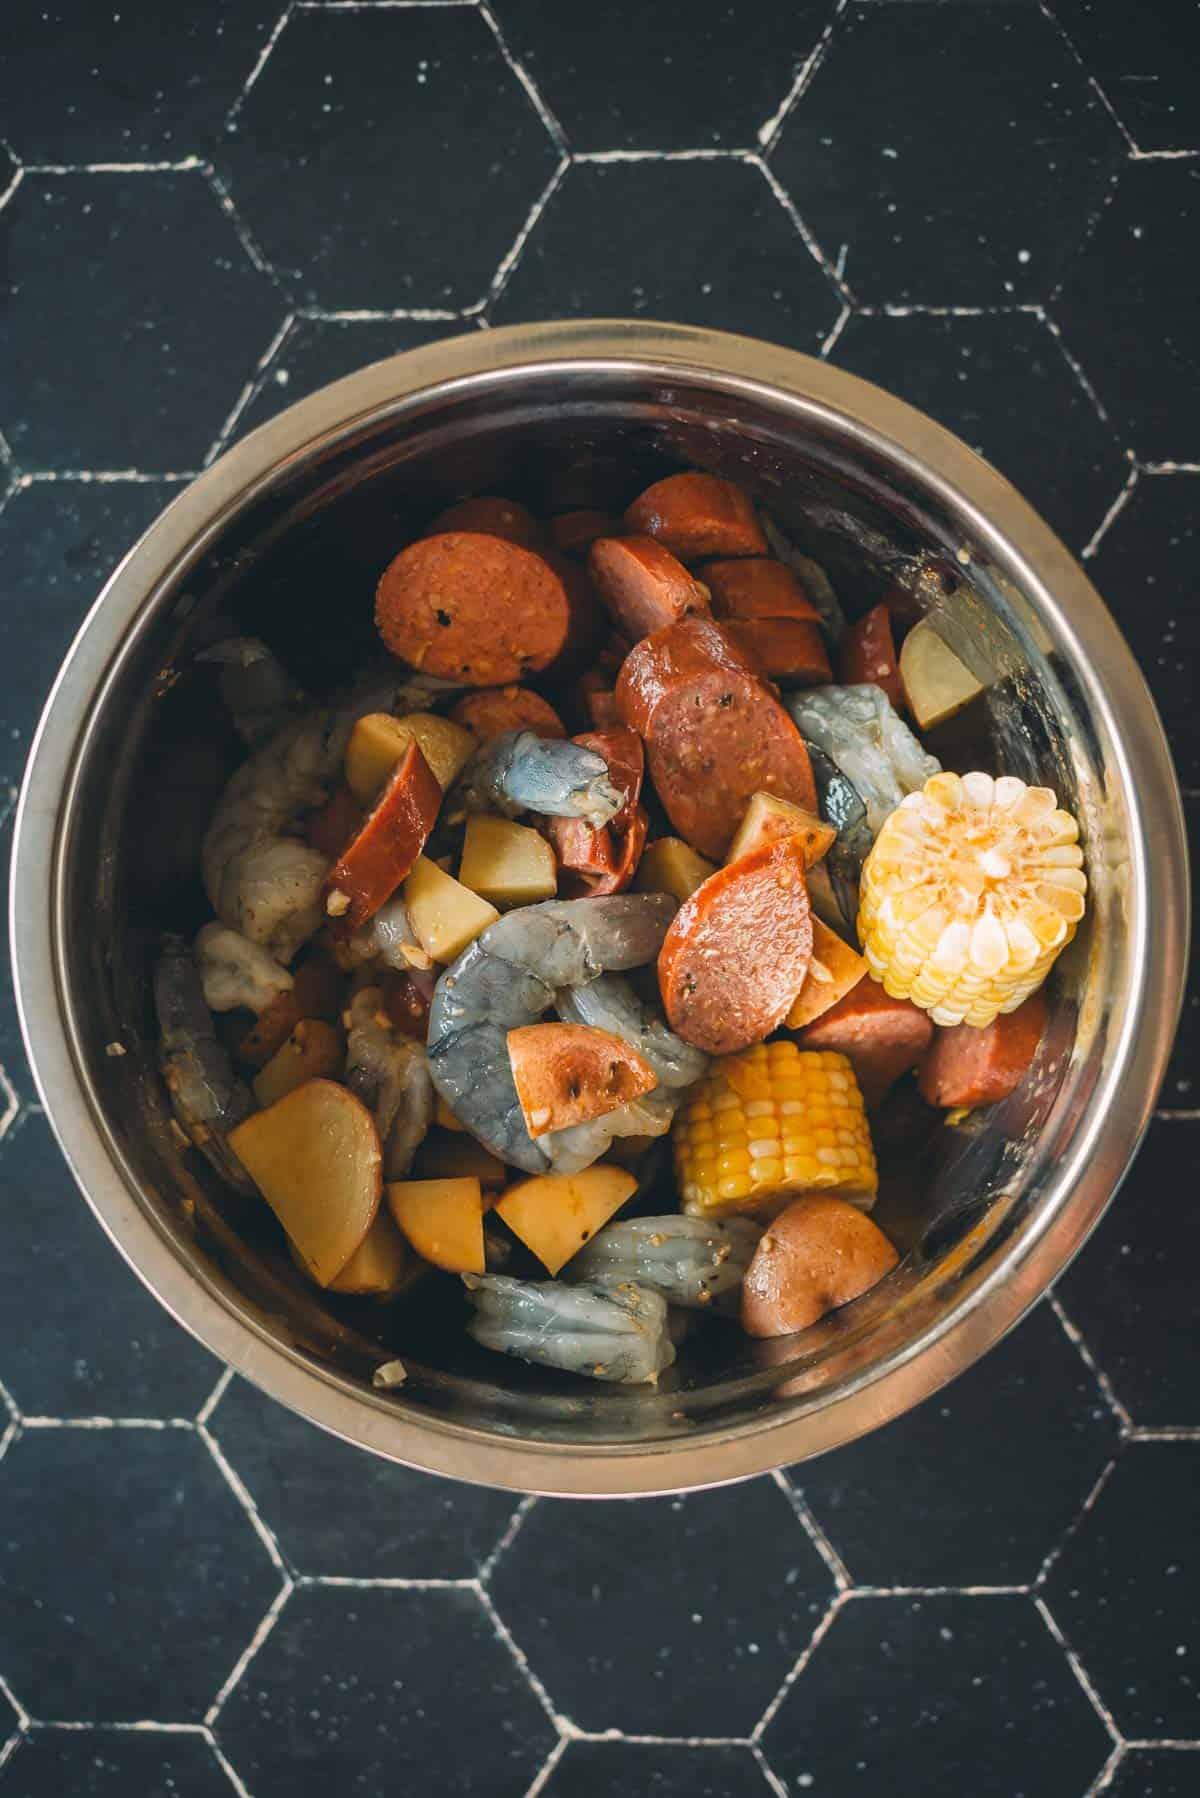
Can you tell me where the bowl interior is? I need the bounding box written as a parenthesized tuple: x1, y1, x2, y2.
(53, 352, 1134, 1465)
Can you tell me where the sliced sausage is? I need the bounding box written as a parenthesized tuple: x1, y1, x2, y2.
(424, 496, 541, 547)
(558, 805, 649, 898)
(625, 472, 767, 562)
(838, 603, 904, 711)
(588, 534, 710, 642)
(727, 617, 832, 687)
(450, 685, 566, 743)
(702, 557, 820, 623)
(615, 613, 817, 859)
(376, 533, 583, 684)
(324, 740, 442, 933)
(581, 676, 619, 729)
(549, 509, 621, 557)
(306, 785, 364, 861)
(546, 726, 645, 895)
(793, 976, 933, 1107)
(658, 837, 813, 1055)
(918, 993, 1047, 1110)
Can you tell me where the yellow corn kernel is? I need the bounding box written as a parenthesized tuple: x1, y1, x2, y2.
(858, 771, 1086, 1028)
(673, 1043, 877, 1220)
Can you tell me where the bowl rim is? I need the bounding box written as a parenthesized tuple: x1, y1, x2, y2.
(9, 318, 1189, 1495)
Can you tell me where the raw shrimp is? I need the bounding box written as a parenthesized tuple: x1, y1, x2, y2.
(463, 1274, 675, 1383)
(803, 741, 874, 929)
(340, 894, 430, 974)
(200, 637, 305, 747)
(427, 894, 676, 1175)
(154, 935, 255, 1193)
(788, 684, 940, 835)
(567, 1216, 761, 1315)
(345, 987, 434, 1178)
(193, 922, 293, 1015)
(455, 729, 623, 828)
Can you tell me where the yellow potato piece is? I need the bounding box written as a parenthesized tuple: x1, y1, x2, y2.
(229, 1079, 381, 1286)
(404, 855, 499, 963)
(726, 792, 836, 869)
(345, 711, 475, 805)
(252, 1018, 344, 1109)
(387, 1176, 486, 1275)
(412, 1128, 508, 1189)
(495, 1165, 636, 1277)
(899, 617, 986, 730)
(785, 919, 869, 1030)
(459, 815, 557, 908)
(634, 837, 715, 904)
(327, 1209, 412, 1296)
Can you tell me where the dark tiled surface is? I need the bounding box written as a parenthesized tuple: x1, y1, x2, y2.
(0, 4, 1196, 1794)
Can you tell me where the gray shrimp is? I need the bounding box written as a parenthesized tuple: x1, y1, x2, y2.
(199, 637, 306, 747)
(193, 922, 294, 1015)
(426, 893, 676, 1175)
(463, 1275, 675, 1384)
(788, 684, 940, 835)
(566, 1217, 761, 1315)
(345, 987, 434, 1179)
(340, 894, 431, 975)
(455, 729, 623, 828)
(154, 935, 255, 1194)
(802, 740, 875, 930)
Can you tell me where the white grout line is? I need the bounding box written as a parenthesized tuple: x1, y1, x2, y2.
(482, 152, 570, 311)
(752, 154, 855, 306)
(521, 1735, 568, 1798)
(1035, 1453, 1120, 1588)
(476, 1584, 568, 1732)
(1140, 461, 1200, 475)
(197, 1425, 291, 1577)
(18, 468, 196, 485)
(571, 1730, 753, 1747)
(1127, 1426, 1200, 1443)
(18, 1416, 195, 1430)
(295, 1574, 478, 1589)
(1124, 1737, 1200, 1750)
(209, 1735, 255, 1798)
(1038, 305, 1115, 428)
(771, 1470, 852, 1591)
(298, 0, 475, 8)
(204, 1580, 294, 1728)
(226, 4, 295, 129)
(858, 302, 1040, 318)
(23, 158, 206, 174)
(205, 166, 283, 286)
(819, 303, 852, 361)
(852, 1583, 1032, 1598)
(752, 1593, 847, 1740)
(0, 1678, 30, 1733)
(296, 304, 465, 321)
(0, 1066, 18, 1141)
(477, 0, 569, 153)
(1087, 1741, 1126, 1795)
(1034, 0, 1136, 155)
(0, 1416, 18, 1465)
(757, 0, 849, 152)
(1081, 459, 1138, 561)
(479, 1494, 538, 1585)
(574, 147, 752, 164)
(1049, 1292, 1132, 1432)
(30, 1719, 210, 1734)
(203, 313, 297, 466)
(0, 1735, 21, 1775)
(0, 164, 22, 214)
(195, 1366, 234, 1427)
(1035, 1594, 1123, 1745)
(1155, 1109, 1200, 1121)
(753, 1741, 791, 1798)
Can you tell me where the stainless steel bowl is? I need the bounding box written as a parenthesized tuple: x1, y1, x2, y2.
(10, 320, 1188, 1495)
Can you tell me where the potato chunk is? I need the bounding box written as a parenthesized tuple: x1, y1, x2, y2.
(785, 920, 869, 1031)
(726, 791, 836, 868)
(387, 1176, 486, 1275)
(345, 710, 475, 805)
(898, 618, 985, 730)
(404, 855, 499, 963)
(634, 837, 715, 903)
(459, 815, 557, 908)
(252, 1019, 344, 1108)
(495, 1166, 636, 1276)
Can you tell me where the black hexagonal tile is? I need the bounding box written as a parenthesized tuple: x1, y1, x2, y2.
(0, 1730, 233, 1798)
(0, 796, 29, 1107)
(489, 1481, 832, 1736)
(0, 1111, 220, 1418)
(0, 1427, 281, 1722)
(1107, 1749, 1200, 1798)
(1054, 164, 1200, 462)
(1045, 1443, 1200, 1738)
(762, 1594, 1112, 1798)
(0, 480, 172, 766)
(210, 1378, 520, 1578)
(491, 1, 831, 152)
(491, 159, 839, 349)
(831, 310, 1124, 553)
(792, 1300, 1118, 1587)
(771, 1, 1123, 306)
(1058, 1122, 1199, 1428)
(541, 1741, 771, 1798)
(1163, 796, 1200, 1110)
(2, 174, 281, 471)
(1053, 1, 1200, 152)
(0, 1684, 16, 1743)
(219, 8, 560, 310)
(0, 1, 279, 163)
(223, 316, 469, 451)
(216, 1585, 555, 1797)
(1086, 473, 1200, 790)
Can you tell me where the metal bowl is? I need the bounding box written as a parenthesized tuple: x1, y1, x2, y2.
(10, 320, 1188, 1495)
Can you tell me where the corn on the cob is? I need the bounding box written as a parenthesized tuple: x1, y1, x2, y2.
(673, 1042, 877, 1220)
(858, 771, 1086, 1028)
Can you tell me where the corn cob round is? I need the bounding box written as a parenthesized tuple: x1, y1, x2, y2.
(858, 770, 1086, 1028)
(673, 1042, 877, 1220)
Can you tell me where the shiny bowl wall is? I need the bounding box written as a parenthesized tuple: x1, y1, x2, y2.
(10, 321, 1188, 1495)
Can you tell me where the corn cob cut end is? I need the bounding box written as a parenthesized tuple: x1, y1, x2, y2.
(673, 1042, 878, 1221)
(858, 770, 1086, 1029)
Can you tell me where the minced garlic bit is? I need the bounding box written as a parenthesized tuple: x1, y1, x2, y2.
(326, 888, 352, 918)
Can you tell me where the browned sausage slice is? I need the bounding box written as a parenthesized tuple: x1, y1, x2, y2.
(727, 618, 832, 686)
(793, 976, 933, 1107)
(917, 993, 1047, 1109)
(549, 509, 622, 557)
(325, 740, 442, 933)
(615, 614, 817, 859)
(658, 837, 813, 1054)
(376, 532, 581, 685)
(588, 534, 710, 642)
(625, 472, 767, 562)
(703, 557, 821, 622)
(424, 496, 541, 547)
(838, 603, 904, 711)
(450, 686, 567, 742)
